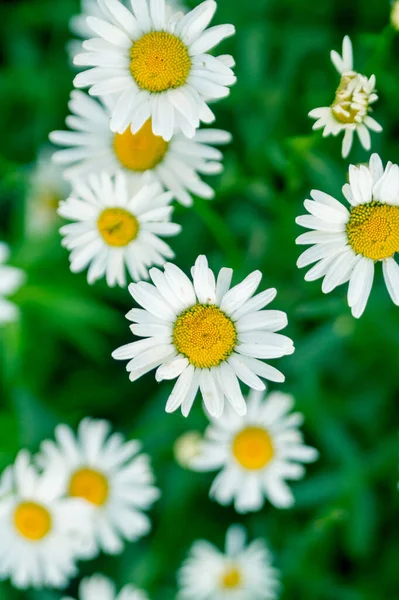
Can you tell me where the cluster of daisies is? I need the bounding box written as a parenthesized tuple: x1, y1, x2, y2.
(1, 0, 399, 598)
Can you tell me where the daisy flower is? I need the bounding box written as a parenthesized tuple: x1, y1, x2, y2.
(73, 0, 236, 141)
(174, 431, 203, 469)
(0, 243, 26, 325)
(62, 573, 149, 600)
(309, 36, 381, 158)
(25, 148, 70, 237)
(50, 91, 231, 207)
(296, 154, 399, 318)
(177, 524, 280, 600)
(192, 390, 318, 512)
(37, 418, 160, 556)
(112, 255, 295, 418)
(58, 171, 181, 286)
(0, 450, 94, 589)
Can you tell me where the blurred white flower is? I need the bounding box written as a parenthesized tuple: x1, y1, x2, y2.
(296, 153, 399, 318)
(58, 171, 181, 286)
(391, 1, 399, 30)
(50, 91, 231, 207)
(192, 389, 318, 512)
(0, 243, 25, 325)
(174, 431, 203, 469)
(37, 418, 160, 556)
(309, 36, 381, 158)
(62, 573, 149, 600)
(112, 255, 294, 418)
(177, 525, 280, 600)
(73, 0, 236, 141)
(0, 450, 94, 589)
(25, 148, 70, 237)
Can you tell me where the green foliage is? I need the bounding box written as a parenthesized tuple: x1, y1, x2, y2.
(0, 0, 398, 599)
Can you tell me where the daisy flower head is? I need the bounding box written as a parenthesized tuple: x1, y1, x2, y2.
(309, 35, 381, 158)
(62, 573, 149, 600)
(177, 524, 280, 600)
(0, 243, 26, 325)
(73, 0, 236, 141)
(192, 389, 318, 512)
(112, 255, 295, 418)
(37, 418, 160, 556)
(0, 450, 94, 589)
(58, 170, 181, 286)
(26, 148, 70, 237)
(296, 154, 399, 318)
(50, 91, 232, 207)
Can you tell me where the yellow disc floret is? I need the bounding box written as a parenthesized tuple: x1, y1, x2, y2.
(346, 201, 399, 261)
(221, 567, 242, 589)
(130, 32, 191, 93)
(233, 427, 274, 470)
(173, 304, 237, 369)
(69, 467, 109, 506)
(331, 73, 370, 125)
(113, 120, 169, 172)
(14, 502, 52, 541)
(97, 208, 139, 247)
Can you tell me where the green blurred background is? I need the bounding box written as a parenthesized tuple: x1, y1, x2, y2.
(1, 0, 398, 598)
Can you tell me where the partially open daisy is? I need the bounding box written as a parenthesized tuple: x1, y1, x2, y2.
(177, 525, 280, 600)
(50, 91, 231, 206)
(62, 573, 149, 600)
(73, 0, 236, 141)
(192, 390, 318, 512)
(0, 450, 93, 589)
(309, 36, 381, 158)
(0, 243, 26, 325)
(37, 418, 160, 556)
(58, 171, 181, 286)
(112, 255, 294, 418)
(296, 154, 399, 318)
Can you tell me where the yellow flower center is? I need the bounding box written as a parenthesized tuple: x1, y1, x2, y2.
(173, 304, 237, 369)
(113, 120, 169, 172)
(130, 32, 191, 93)
(14, 502, 52, 541)
(233, 427, 274, 470)
(346, 201, 399, 261)
(331, 73, 369, 124)
(221, 567, 242, 589)
(97, 208, 139, 247)
(69, 467, 109, 506)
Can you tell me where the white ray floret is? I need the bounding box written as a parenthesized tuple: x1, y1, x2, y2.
(37, 418, 160, 556)
(309, 36, 381, 158)
(0, 243, 26, 325)
(58, 170, 181, 286)
(177, 524, 280, 600)
(0, 450, 94, 589)
(296, 153, 399, 318)
(50, 91, 231, 207)
(112, 255, 295, 418)
(62, 573, 149, 600)
(73, 0, 236, 141)
(192, 389, 318, 512)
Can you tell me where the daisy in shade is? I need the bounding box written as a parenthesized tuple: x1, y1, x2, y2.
(192, 390, 318, 512)
(112, 255, 294, 418)
(37, 418, 160, 556)
(0, 243, 26, 325)
(58, 170, 181, 286)
(296, 153, 399, 318)
(50, 91, 231, 207)
(0, 450, 94, 590)
(73, 0, 236, 141)
(309, 36, 381, 158)
(177, 524, 280, 600)
(62, 573, 149, 600)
